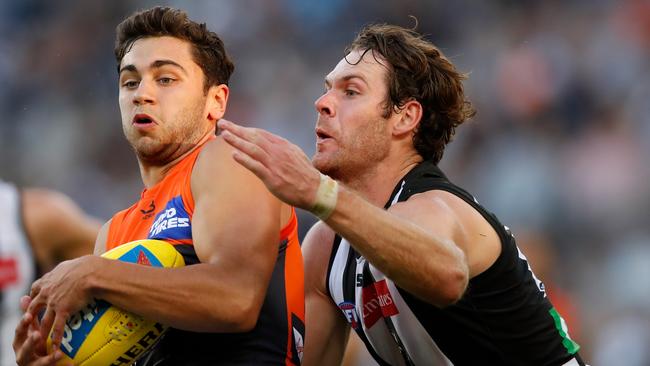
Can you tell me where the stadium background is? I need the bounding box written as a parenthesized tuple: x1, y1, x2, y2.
(1, 0, 648, 364)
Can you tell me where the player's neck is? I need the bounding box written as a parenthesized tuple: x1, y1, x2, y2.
(344, 151, 422, 207)
(138, 130, 214, 188)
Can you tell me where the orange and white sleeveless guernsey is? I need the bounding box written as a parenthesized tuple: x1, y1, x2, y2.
(106, 138, 305, 366)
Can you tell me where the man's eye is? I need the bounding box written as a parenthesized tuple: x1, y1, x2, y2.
(123, 80, 139, 88)
(158, 77, 175, 85)
(345, 90, 359, 96)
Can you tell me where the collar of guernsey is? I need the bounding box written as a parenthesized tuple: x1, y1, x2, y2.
(105, 136, 210, 250)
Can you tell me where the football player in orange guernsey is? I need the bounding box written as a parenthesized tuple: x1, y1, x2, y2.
(13, 7, 304, 366)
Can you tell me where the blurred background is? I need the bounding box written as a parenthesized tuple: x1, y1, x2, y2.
(1, 0, 648, 364)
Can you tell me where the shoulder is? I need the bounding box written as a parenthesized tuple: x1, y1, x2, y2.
(394, 189, 502, 277)
(304, 220, 336, 249)
(191, 137, 260, 187)
(194, 137, 237, 171)
(388, 189, 464, 227)
(22, 188, 85, 232)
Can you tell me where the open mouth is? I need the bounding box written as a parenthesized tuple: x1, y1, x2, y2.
(316, 129, 332, 140)
(133, 114, 156, 125)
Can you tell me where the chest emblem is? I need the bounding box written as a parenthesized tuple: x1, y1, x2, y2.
(361, 279, 399, 328)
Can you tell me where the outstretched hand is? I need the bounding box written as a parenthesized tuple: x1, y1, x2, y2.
(218, 120, 322, 210)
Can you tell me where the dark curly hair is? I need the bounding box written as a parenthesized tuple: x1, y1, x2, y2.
(347, 23, 475, 164)
(114, 6, 234, 93)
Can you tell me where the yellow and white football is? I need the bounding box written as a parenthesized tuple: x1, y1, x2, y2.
(47, 239, 185, 366)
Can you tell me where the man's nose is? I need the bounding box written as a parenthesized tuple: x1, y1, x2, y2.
(132, 80, 155, 105)
(315, 91, 335, 118)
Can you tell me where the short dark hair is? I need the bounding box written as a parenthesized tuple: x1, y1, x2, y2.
(114, 6, 234, 92)
(347, 23, 475, 164)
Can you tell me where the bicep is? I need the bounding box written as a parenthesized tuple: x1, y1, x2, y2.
(302, 222, 350, 365)
(190, 140, 281, 298)
(390, 190, 500, 277)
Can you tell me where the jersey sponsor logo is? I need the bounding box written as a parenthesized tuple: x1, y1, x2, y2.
(0, 258, 18, 289)
(148, 196, 191, 240)
(361, 279, 399, 328)
(338, 302, 360, 329)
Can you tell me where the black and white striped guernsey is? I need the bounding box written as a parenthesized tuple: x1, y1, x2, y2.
(325, 161, 582, 365)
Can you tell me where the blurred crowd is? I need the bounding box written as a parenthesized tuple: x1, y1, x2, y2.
(1, 0, 648, 364)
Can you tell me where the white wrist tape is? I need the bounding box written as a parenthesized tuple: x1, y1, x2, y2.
(310, 173, 339, 220)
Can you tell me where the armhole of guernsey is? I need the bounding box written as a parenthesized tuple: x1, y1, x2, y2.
(180, 168, 195, 217)
(324, 234, 343, 299)
(279, 208, 297, 241)
(106, 210, 129, 252)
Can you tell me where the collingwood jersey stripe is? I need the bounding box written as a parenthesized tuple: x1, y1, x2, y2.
(329, 236, 453, 365)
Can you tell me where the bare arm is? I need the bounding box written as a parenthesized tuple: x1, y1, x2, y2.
(303, 222, 350, 366)
(92, 138, 281, 331)
(27, 138, 285, 346)
(22, 188, 101, 271)
(219, 121, 470, 307)
(323, 187, 469, 306)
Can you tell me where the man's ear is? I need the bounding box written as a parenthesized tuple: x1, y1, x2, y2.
(206, 84, 229, 122)
(392, 99, 422, 137)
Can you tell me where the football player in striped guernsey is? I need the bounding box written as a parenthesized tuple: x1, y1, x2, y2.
(1, 181, 100, 365)
(220, 23, 587, 366)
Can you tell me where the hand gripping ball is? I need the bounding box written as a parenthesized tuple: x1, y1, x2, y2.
(46, 239, 185, 366)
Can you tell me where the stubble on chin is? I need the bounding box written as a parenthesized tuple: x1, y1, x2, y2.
(126, 108, 207, 166)
(312, 152, 332, 175)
